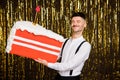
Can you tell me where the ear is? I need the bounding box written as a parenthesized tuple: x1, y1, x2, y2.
(84, 21, 87, 28)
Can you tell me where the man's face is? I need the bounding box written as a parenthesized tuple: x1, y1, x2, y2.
(71, 16, 86, 33)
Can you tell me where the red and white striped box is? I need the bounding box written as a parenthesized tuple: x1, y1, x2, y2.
(6, 21, 65, 63)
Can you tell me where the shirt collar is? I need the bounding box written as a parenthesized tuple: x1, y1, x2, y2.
(70, 35, 85, 42)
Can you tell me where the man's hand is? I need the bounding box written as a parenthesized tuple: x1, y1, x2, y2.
(35, 58, 48, 66)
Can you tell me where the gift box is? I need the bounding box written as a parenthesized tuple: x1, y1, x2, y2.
(6, 21, 65, 63)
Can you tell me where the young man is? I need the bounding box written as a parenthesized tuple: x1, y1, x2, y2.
(35, 12, 91, 80)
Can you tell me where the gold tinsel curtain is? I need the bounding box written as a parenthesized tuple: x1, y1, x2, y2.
(0, 0, 120, 80)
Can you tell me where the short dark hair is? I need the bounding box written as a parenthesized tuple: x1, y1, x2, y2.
(72, 12, 86, 19)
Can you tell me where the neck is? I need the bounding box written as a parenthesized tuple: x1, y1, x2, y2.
(72, 31, 82, 39)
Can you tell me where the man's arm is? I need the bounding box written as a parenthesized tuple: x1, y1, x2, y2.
(35, 42, 91, 71)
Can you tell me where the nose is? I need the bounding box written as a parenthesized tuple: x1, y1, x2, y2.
(72, 21, 77, 26)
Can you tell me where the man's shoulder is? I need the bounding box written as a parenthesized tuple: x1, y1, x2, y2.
(82, 40, 91, 47)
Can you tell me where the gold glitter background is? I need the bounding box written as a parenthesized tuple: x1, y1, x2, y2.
(0, 0, 119, 80)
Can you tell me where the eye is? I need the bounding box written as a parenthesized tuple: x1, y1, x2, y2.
(77, 20, 81, 23)
(71, 20, 75, 23)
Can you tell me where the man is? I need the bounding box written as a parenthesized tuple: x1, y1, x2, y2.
(35, 12, 91, 80)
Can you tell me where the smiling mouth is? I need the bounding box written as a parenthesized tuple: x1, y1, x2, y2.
(72, 25, 78, 27)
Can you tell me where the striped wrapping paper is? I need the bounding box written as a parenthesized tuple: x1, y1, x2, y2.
(6, 21, 65, 63)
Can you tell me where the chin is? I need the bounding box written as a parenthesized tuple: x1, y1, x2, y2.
(73, 30, 82, 33)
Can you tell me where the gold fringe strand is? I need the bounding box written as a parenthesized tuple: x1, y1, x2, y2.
(0, 0, 119, 80)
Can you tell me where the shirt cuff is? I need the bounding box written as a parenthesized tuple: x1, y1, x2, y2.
(48, 63, 55, 69)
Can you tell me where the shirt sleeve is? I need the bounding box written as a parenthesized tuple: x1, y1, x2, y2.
(47, 42, 91, 71)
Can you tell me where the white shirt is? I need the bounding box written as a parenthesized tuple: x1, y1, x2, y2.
(48, 36, 91, 76)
